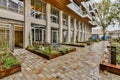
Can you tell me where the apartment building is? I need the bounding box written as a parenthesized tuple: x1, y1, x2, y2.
(0, 0, 97, 51)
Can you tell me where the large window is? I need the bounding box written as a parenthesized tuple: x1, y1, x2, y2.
(31, 0, 46, 20)
(51, 30, 58, 43)
(31, 25, 45, 44)
(63, 30, 68, 42)
(0, 0, 24, 14)
(70, 31, 74, 42)
(76, 21, 79, 30)
(71, 18, 74, 29)
(51, 7, 59, 23)
(63, 13, 68, 26)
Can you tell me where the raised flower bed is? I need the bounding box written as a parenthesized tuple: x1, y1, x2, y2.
(0, 51, 21, 79)
(100, 45, 120, 75)
(26, 44, 76, 60)
(100, 62, 120, 75)
(62, 43, 85, 47)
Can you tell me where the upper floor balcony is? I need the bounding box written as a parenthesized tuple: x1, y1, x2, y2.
(67, 1, 86, 18)
(0, 0, 24, 14)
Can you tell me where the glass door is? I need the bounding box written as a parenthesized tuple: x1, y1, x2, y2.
(32, 28, 45, 44)
(51, 30, 58, 43)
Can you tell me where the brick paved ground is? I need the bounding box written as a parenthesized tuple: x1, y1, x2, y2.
(1, 41, 120, 80)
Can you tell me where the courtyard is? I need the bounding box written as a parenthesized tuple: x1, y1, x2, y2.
(1, 41, 120, 80)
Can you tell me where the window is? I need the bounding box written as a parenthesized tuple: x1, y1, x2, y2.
(31, 0, 46, 20)
(70, 31, 74, 42)
(71, 18, 74, 29)
(0, 0, 24, 14)
(51, 7, 59, 23)
(63, 13, 68, 26)
(76, 21, 79, 30)
(63, 30, 68, 42)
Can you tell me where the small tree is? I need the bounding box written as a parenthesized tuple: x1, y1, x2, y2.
(93, 0, 115, 39)
(112, 0, 120, 27)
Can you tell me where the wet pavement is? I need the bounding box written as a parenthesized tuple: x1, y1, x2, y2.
(1, 41, 120, 80)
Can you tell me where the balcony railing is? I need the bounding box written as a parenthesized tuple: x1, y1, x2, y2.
(0, 0, 24, 14)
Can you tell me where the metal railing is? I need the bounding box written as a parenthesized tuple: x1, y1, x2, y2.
(0, 0, 24, 14)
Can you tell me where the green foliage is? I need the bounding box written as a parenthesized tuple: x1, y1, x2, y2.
(2, 52, 20, 69)
(41, 46, 53, 55)
(27, 45, 35, 49)
(117, 54, 120, 64)
(33, 41, 40, 50)
(2, 52, 10, 57)
(116, 47, 120, 64)
(0, 38, 9, 50)
(94, 0, 115, 35)
(59, 47, 68, 55)
(2, 57, 19, 69)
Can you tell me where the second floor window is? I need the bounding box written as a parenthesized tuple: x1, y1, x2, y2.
(51, 7, 59, 23)
(71, 18, 74, 29)
(63, 13, 68, 26)
(31, 0, 46, 20)
(0, 0, 24, 14)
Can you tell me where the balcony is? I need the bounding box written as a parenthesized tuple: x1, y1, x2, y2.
(0, 0, 24, 14)
(89, 21, 97, 27)
(67, 2, 85, 17)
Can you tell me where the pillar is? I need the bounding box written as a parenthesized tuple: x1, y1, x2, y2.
(24, 0, 31, 48)
(67, 15, 71, 43)
(59, 11, 63, 43)
(9, 24, 14, 51)
(84, 24, 87, 41)
(73, 18, 76, 43)
(45, 3, 51, 43)
(78, 21, 81, 42)
(82, 23, 84, 42)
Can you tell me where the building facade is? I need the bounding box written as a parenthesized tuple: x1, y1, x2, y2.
(0, 0, 97, 51)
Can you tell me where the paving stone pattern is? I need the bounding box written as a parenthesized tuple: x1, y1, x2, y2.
(1, 41, 120, 80)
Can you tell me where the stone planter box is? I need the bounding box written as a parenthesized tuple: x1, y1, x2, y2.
(0, 53, 21, 79)
(62, 43, 85, 47)
(68, 48, 76, 53)
(100, 62, 120, 75)
(86, 42, 91, 45)
(0, 65, 21, 79)
(26, 48, 76, 60)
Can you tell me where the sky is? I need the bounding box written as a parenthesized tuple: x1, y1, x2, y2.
(93, 0, 119, 31)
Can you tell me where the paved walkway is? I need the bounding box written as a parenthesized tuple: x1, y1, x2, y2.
(1, 41, 120, 80)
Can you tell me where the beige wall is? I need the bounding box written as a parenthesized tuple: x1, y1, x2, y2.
(0, 9, 24, 21)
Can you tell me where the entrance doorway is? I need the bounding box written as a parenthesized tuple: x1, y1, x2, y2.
(15, 26, 23, 48)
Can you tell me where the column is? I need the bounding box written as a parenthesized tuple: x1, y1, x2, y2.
(67, 15, 71, 43)
(45, 3, 51, 43)
(73, 18, 76, 43)
(84, 24, 87, 41)
(9, 24, 14, 51)
(59, 11, 63, 43)
(24, 0, 31, 48)
(78, 21, 81, 42)
(82, 23, 84, 42)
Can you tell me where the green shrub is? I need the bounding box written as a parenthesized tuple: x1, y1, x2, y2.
(41, 46, 53, 55)
(59, 47, 68, 55)
(33, 41, 40, 50)
(117, 54, 120, 64)
(27, 45, 35, 49)
(0, 38, 9, 50)
(2, 56, 20, 69)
